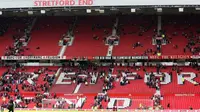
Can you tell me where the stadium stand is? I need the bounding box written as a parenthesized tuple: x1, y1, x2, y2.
(0, 64, 199, 110)
(4, 17, 34, 56)
(0, 1, 200, 112)
(161, 15, 200, 55)
(113, 15, 157, 56)
(64, 16, 114, 57)
(24, 17, 73, 56)
(0, 18, 12, 56)
(1, 15, 199, 57)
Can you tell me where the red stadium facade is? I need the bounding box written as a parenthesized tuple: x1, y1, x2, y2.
(0, 1, 199, 111)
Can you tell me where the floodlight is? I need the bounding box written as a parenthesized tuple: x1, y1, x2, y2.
(131, 8, 136, 12)
(41, 10, 46, 14)
(86, 9, 91, 13)
(179, 8, 184, 12)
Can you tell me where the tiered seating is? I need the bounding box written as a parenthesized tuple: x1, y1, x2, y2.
(1, 16, 199, 57)
(111, 66, 200, 95)
(24, 17, 72, 56)
(109, 66, 155, 95)
(161, 96, 200, 109)
(0, 18, 14, 56)
(0, 17, 9, 36)
(0, 67, 9, 76)
(160, 67, 200, 94)
(162, 15, 200, 55)
(0, 66, 58, 93)
(0, 65, 199, 109)
(0, 66, 58, 108)
(0, 15, 200, 111)
(76, 66, 110, 94)
(51, 66, 109, 94)
(19, 66, 58, 92)
(4, 17, 33, 56)
(65, 16, 114, 57)
(50, 66, 78, 94)
(113, 15, 157, 56)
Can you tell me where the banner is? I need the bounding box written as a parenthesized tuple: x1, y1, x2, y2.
(93, 56, 148, 60)
(191, 55, 200, 59)
(1, 55, 199, 60)
(1, 56, 66, 60)
(1, 0, 200, 8)
(148, 55, 192, 59)
(93, 55, 199, 60)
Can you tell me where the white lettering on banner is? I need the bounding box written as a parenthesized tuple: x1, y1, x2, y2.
(149, 55, 191, 59)
(170, 55, 190, 59)
(27, 73, 39, 85)
(177, 72, 199, 85)
(144, 72, 171, 84)
(56, 72, 88, 85)
(56, 72, 199, 85)
(1, 0, 200, 8)
(56, 72, 75, 84)
(5, 73, 37, 85)
(1, 56, 66, 60)
(65, 97, 86, 108)
(27, 78, 34, 85)
(191, 55, 200, 59)
(108, 98, 131, 109)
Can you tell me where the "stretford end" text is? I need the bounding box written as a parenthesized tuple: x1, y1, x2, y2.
(34, 0, 94, 7)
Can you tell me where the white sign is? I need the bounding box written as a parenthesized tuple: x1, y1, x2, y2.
(0, 0, 200, 8)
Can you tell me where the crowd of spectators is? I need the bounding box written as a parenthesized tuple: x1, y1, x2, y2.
(0, 63, 199, 110)
(2, 16, 199, 57)
(106, 35, 119, 45)
(92, 93, 110, 109)
(190, 62, 199, 71)
(0, 92, 52, 109)
(152, 94, 162, 107)
(62, 65, 114, 109)
(0, 65, 54, 92)
(90, 19, 116, 45)
(60, 34, 72, 46)
(184, 32, 200, 55)
(53, 98, 67, 109)
(91, 23, 111, 40)
(162, 17, 200, 55)
(0, 15, 200, 111)
(5, 17, 33, 56)
(0, 64, 56, 109)
(62, 66, 103, 85)
(118, 16, 159, 56)
(59, 18, 76, 46)
(146, 72, 160, 90)
(133, 42, 143, 49)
